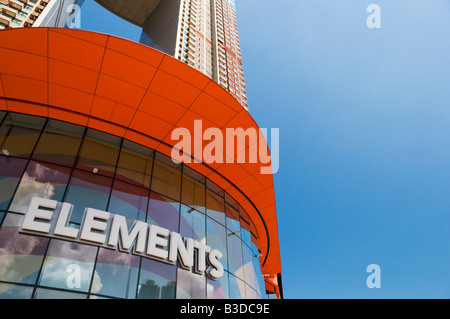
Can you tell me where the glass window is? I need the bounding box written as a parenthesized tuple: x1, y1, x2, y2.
(76, 129, 121, 177)
(108, 180, 149, 223)
(227, 231, 244, 280)
(0, 113, 46, 158)
(9, 161, 71, 214)
(0, 156, 28, 211)
(115, 140, 154, 188)
(206, 180, 225, 225)
(239, 207, 252, 247)
(225, 193, 240, 233)
(180, 204, 206, 244)
(34, 288, 87, 299)
(147, 192, 180, 231)
(38, 239, 97, 293)
(32, 119, 85, 167)
(0, 283, 33, 299)
(181, 166, 205, 214)
(206, 216, 228, 272)
(137, 258, 176, 299)
(151, 152, 181, 201)
(91, 248, 139, 299)
(207, 270, 229, 299)
(63, 170, 112, 224)
(229, 273, 246, 299)
(242, 243, 257, 290)
(176, 267, 206, 299)
(251, 243, 265, 298)
(0, 213, 49, 285)
(245, 284, 258, 299)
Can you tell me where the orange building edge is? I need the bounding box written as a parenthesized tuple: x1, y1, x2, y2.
(0, 27, 282, 298)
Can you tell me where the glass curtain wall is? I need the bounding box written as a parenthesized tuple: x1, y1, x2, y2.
(0, 111, 266, 299)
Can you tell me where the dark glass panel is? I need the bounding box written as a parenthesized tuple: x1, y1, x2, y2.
(34, 288, 88, 299)
(0, 283, 33, 299)
(0, 213, 49, 285)
(147, 191, 180, 232)
(9, 161, 71, 214)
(179, 204, 205, 244)
(225, 192, 240, 233)
(206, 179, 225, 225)
(0, 113, 46, 158)
(115, 139, 154, 188)
(63, 169, 112, 224)
(239, 206, 252, 247)
(108, 180, 149, 222)
(76, 129, 121, 177)
(0, 156, 28, 210)
(91, 248, 139, 299)
(151, 152, 181, 201)
(181, 166, 205, 213)
(137, 258, 176, 299)
(38, 239, 97, 293)
(0, 111, 6, 124)
(227, 231, 244, 280)
(32, 119, 85, 166)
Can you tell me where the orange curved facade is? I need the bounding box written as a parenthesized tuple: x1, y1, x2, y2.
(0, 27, 281, 296)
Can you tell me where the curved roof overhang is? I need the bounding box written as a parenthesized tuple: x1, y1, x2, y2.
(0, 27, 281, 287)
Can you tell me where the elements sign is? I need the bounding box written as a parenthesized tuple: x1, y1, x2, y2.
(19, 197, 224, 280)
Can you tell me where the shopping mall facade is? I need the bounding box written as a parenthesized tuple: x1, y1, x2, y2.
(0, 21, 281, 299)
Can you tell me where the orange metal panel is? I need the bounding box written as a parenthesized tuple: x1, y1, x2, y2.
(0, 75, 4, 97)
(49, 59, 98, 94)
(236, 174, 265, 198)
(0, 48, 47, 82)
(189, 92, 237, 128)
(90, 96, 116, 121)
(110, 103, 137, 128)
(49, 30, 106, 71)
(101, 48, 156, 89)
(0, 98, 6, 111)
(140, 91, 187, 123)
(50, 28, 109, 47)
(96, 73, 146, 109)
(49, 83, 94, 116)
(149, 70, 201, 107)
(124, 129, 162, 151)
(48, 107, 89, 127)
(129, 110, 174, 142)
(203, 81, 243, 112)
(107, 36, 164, 68)
(6, 100, 47, 117)
(88, 117, 127, 137)
(0, 27, 48, 56)
(2, 74, 48, 105)
(159, 56, 210, 90)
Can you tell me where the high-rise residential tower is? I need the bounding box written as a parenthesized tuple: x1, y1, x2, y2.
(0, 0, 82, 29)
(0, 0, 51, 28)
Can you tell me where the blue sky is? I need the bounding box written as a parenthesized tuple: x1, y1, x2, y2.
(80, 0, 450, 298)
